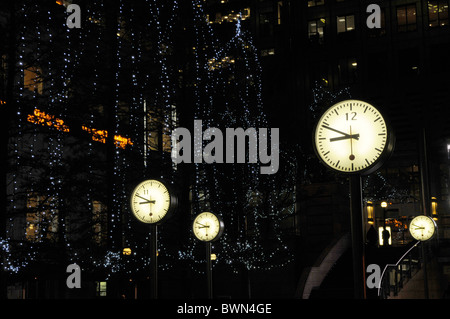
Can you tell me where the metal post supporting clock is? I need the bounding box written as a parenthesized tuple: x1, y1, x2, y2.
(192, 212, 224, 299)
(313, 100, 395, 299)
(130, 179, 178, 299)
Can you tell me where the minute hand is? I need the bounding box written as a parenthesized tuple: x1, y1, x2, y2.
(321, 125, 351, 137)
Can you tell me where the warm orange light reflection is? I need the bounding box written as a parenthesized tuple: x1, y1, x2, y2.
(27, 108, 70, 132)
(27, 108, 133, 149)
(81, 125, 133, 149)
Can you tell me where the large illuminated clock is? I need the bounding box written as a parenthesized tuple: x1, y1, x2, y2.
(409, 215, 437, 241)
(192, 212, 224, 242)
(130, 179, 177, 224)
(314, 100, 394, 175)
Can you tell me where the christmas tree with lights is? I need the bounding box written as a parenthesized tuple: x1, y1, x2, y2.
(178, 7, 296, 279)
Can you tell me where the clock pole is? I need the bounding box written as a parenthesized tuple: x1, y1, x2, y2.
(150, 224, 158, 299)
(206, 242, 213, 299)
(349, 174, 366, 299)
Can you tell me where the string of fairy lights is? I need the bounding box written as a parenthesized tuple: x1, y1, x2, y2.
(3, 0, 296, 278)
(177, 1, 295, 273)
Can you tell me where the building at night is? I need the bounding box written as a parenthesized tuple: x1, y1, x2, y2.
(204, 0, 450, 298)
(1, 0, 449, 299)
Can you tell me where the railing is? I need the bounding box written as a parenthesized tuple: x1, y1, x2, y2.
(377, 241, 422, 299)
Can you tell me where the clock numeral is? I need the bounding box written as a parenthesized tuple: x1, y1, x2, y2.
(345, 112, 357, 121)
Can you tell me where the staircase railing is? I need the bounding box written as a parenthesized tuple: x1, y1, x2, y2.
(377, 241, 422, 299)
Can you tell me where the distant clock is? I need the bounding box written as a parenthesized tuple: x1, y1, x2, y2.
(192, 212, 224, 242)
(314, 100, 394, 175)
(130, 179, 177, 224)
(409, 215, 437, 241)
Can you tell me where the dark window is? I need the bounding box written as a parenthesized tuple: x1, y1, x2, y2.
(259, 12, 274, 37)
(398, 48, 420, 77)
(397, 4, 417, 32)
(337, 58, 358, 85)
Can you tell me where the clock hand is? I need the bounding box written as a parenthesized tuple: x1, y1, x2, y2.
(196, 222, 209, 228)
(321, 125, 351, 137)
(349, 126, 355, 161)
(136, 194, 151, 202)
(139, 200, 156, 204)
(330, 134, 360, 142)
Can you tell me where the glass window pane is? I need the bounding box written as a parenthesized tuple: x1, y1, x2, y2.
(429, 1, 439, 26)
(397, 7, 407, 26)
(407, 5, 417, 24)
(346, 15, 355, 30)
(337, 16, 346, 33)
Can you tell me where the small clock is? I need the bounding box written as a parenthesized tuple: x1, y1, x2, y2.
(409, 215, 437, 241)
(314, 100, 395, 175)
(130, 179, 177, 224)
(192, 212, 224, 242)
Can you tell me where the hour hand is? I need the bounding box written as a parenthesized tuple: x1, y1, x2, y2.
(330, 134, 360, 142)
(140, 200, 156, 204)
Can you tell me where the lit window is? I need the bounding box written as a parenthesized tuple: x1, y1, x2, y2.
(428, 0, 449, 27)
(261, 48, 275, 56)
(26, 193, 58, 243)
(24, 67, 43, 95)
(96, 281, 107, 297)
(397, 4, 417, 32)
(337, 15, 355, 33)
(308, 18, 326, 43)
(308, 0, 325, 7)
(92, 201, 107, 246)
(206, 8, 250, 24)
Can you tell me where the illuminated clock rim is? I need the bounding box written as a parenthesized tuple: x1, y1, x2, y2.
(313, 99, 395, 175)
(192, 212, 225, 242)
(130, 179, 177, 225)
(409, 215, 437, 241)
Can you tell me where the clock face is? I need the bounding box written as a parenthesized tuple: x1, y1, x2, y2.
(409, 215, 436, 241)
(130, 179, 172, 224)
(314, 100, 393, 174)
(192, 212, 224, 242)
